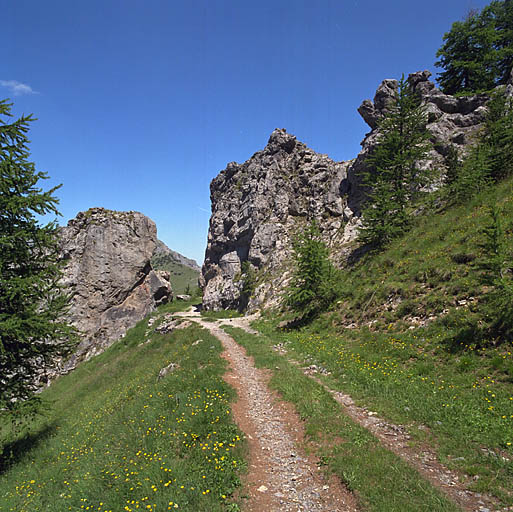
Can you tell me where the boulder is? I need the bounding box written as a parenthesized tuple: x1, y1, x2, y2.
(157, 362, 180, 380)
(60, 208, 172, 369)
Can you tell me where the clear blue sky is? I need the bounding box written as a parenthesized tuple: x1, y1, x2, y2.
(3, 0, 489, 264)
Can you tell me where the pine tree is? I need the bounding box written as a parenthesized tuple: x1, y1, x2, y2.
(484, 89, 513, 181)
(239, 260, 257, 312)
(286, 221, 337, 320)
(444, 145, 462, 186)
(436, 1, 513, 95)
(0, 100, 75, 410)
(358, 76, 432, 249)
(481, 205, 513, 343)
(446, 88, 512, 203)
(447, 143, 491, 203)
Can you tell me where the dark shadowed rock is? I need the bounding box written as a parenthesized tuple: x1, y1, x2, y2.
(60, 208, 172, 369)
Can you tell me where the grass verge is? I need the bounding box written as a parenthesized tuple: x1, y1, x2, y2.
(0, 309, 245, 512)
(200, 310, 242, 320)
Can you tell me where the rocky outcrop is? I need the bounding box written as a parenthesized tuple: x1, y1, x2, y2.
(59, 208, 172, 369)
(345, 70, 490, 213)
(202, 71, 498, 312)
(201, 129, 353, 311)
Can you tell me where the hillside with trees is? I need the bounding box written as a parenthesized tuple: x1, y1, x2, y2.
(436, 0, 513, 94)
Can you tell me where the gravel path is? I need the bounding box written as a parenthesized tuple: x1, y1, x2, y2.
(175, 309, 358, 512)
(221, 315, 507, 512)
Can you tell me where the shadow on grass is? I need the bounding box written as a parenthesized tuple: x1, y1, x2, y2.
(0, 422, 57, 475)
(346, 242, 374, 267)
(278, 315, 317, 330)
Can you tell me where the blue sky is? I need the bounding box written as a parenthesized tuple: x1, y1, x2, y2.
(3, 0, 489, 264)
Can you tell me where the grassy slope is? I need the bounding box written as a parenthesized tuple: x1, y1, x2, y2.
(257, 178, 513, 506)
(151, 256, 200, 295)
(224, 325, 459, 512)
(334, 178, 513, 332)
(0, 300, 245, 512)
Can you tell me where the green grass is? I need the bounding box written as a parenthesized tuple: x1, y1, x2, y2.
(223, 325, 460, 512)
(200, 310, 242, 320)
(157, 297, 201, 315)
(333, 178, 513, 330)
(151, 256, 200, 295)
(0, 307, 245, 512)
(255, 320, 513, 504)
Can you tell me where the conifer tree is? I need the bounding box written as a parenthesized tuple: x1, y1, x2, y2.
(286, 221, 337, 320)
(0, 100, 74, 409)
(481, 205, 513, 343)
(484, 89, 513, 180)
(446, 88, 512, 203)
(444, 145, 462, 186)
(436, 0, 513, 94)
(358, 76, 432, 249)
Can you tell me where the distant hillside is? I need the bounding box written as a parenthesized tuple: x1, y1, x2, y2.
(151, 239, 200, 294)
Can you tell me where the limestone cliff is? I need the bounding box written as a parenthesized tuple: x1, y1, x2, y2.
(60, 208, 172, 369)
(201, 70, 498, 312)
(201, 129, 352, 311)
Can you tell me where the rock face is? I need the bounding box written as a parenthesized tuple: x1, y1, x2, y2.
(201, 129, 352, 311)
(345, 70, 489, 213)
(60, 208, 172, 368)
(202, 70, 496, 312)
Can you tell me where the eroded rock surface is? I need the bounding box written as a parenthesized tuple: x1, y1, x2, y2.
(345, 70, 490, 213)
(202, 71, 497, 312)
(60, 208, 172, 369)
(201, 129, 352, 311)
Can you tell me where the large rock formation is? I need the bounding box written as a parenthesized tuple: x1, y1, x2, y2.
(344, 70, 490, 213)
(201, 129, 352, 311)
(59, 208, 172, 369)
(201, 70, 496, 312)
